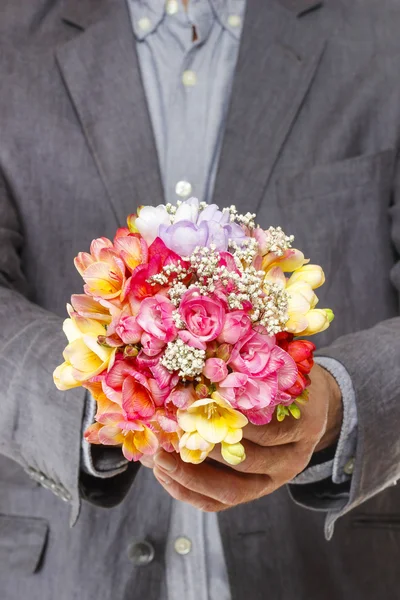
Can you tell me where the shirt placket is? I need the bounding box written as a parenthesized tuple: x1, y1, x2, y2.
(164, 3, 213, 205)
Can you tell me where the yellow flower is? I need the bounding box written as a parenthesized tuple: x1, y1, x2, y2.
(264, 264, 334, 336)
(177, 393, 248, 465)
(286, 264, 325, 289)
(53, 305, 115, 391)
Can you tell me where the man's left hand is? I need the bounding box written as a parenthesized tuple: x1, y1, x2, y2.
(140, 363, 343, 512)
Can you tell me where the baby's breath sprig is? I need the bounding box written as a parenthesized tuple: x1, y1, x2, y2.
(263, 226, 294, 257)
(160, 339, 206, 380)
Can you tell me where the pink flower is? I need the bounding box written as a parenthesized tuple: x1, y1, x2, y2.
(243, 405, 277, 426)
(229, 329, 276, 378)
(217, 311, 252, 345)
(203, 358, 228, 383)
(229, 329, 297, 388)
(167, 383, 197, 409)
(104, 356, 150, 405)
(179, 288, 225, 343)
(217, 372, 278, 411)
(141, 332, 166, 356)
(137, 294, 177, 343)
(152, 407, 181, 453)
(178, 330, 207, 350)
(115, 315, 143, 345)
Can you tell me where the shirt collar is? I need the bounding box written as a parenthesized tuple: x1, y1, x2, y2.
(209, 0, 245, 40)
(129, 0, 245, 42)
(129, 0, 165, 40)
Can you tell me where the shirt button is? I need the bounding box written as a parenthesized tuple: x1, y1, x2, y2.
(182, 70, 197, 87)
(175, 180, 192, 198)
(174, 536, 192, 555)
(127, 540, 155, 566)
(138, 17, 152, 31)
(228, 14, 242, 27)
(343, 458, 355, 476)
(166, 0, 179, 15)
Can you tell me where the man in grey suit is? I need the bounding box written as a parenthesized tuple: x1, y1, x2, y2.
(1, 0, 400, 598)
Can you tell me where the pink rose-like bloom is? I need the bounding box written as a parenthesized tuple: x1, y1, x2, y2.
(137, 294, 177, 343)
(229, 328, 298, 388)
(115, 315, 143, 345)
(217, 372, 278, 411)
(179, 288, 225, 343)
(203, 358, 228, 383)
(141, 332, 166, 357)
(217, 311, 252, 345)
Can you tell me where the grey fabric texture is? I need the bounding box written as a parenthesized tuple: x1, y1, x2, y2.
(1, 0, 400, 599)
(0, 514, 48, 575)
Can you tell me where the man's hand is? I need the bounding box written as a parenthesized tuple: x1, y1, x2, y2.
(140, 364, 343, 512)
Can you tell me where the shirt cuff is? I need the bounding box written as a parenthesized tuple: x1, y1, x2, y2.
(291, 357, 358, 486)
(81, 392, 128, 479)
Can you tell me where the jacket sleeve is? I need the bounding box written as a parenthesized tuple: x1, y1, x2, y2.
(0, 170, 137, 524)
(289, 152, 400, 539)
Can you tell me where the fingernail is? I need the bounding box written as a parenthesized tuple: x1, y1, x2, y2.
(154, 451, 177, 472)
(154, 467, 172, 485)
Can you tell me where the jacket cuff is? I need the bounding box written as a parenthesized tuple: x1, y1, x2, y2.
(290, 357, 357, 486)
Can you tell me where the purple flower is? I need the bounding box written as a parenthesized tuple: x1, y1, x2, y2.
(158, 198, 250, 256)
(159, 220, 208, 256)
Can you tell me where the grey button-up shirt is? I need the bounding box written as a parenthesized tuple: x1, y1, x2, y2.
(83, 1, 358, 599)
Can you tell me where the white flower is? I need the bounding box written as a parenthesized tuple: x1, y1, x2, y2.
(174, 197, 200, 224)
(135, 205, 171, 245)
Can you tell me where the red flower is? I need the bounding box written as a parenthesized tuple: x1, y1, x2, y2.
(276, 334, 316, 397)
(128, 238, 189, 299)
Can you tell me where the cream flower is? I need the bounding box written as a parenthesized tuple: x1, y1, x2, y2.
(264, 264, 334, 336)
(177, 393, 248, 465)
(53, 306, 115, 390)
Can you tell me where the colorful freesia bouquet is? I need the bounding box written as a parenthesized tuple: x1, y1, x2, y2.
(54, 199, 333, 466)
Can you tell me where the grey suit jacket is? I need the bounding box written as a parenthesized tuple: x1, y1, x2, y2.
(1, 0, 400, 598)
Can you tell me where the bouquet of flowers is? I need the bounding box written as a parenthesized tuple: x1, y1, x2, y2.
(54, 199, 333, 466)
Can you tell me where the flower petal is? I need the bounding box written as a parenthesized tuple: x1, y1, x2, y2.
(122, 377, 155, 419)
(122, 432, 143, 462)
(224, 427, 243, 444)
(196, 413, 229, 444)
(84, 422, 103, 444)
(98, 425, 125, 445)
(134, 426, 159, 455)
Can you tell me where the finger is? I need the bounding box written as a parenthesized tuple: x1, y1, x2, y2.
(140, 455, 155, 469)
(153, 468, 228, 512)
(243, 415, 303, 447)
(153, 450, 271, 505)
(208, 439, 308, 478)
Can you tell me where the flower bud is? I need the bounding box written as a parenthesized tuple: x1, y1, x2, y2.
(288, 264, 325, 289)
(203, 358, 228, 383)
(124, 345, 139, 358)
(216, 343, 232, 362)
(221, 442, 246, 466)
(195, 383, 209, 399)
(127, 212, 139, 233)
(206, 340, 218, 358)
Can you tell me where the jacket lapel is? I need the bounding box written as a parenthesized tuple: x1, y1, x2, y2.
(213, 0, 327, 214)
(56, 0, 163, 226)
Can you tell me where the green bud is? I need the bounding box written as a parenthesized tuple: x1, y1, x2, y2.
(325, 309, 335, 323)
(216, 343, 232, 362)
(289, 403, 301, 419)
(124, 345, 139, 358)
